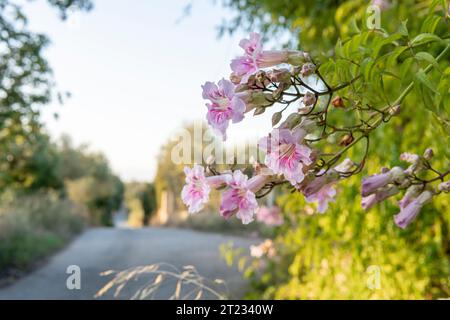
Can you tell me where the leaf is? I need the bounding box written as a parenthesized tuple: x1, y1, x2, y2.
(272, 111, 282, 126)
(253, 107, 266, 115)
(415, 69, 440, 95)
(386, 46, 408, 67)
(399, 20, 409, 37)
(410, 33, 442, 47)
(415, 51, 442, 72)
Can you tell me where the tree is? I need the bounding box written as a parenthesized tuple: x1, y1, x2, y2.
(0, 0, 93, 190)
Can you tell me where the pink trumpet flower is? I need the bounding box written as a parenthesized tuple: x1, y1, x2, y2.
(181, 165, 230, 214)
(305, 183, 337, 213)
(394, 190, 433, 229)
(220, 171, 270, 224)
(202, 79, 246, 140)
(259, 128, 313, 186)
(230, 32, 293, 84)
(361, 167, 405, 197)
(361, 186, 399, 211)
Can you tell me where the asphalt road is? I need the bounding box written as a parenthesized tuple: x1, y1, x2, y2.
(0, 226, 258, 300)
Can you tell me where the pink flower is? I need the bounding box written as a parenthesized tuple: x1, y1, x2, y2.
(181, 165, 230, 214)
(256, 206, 284, 226)
(202, 79, 246, 140)
(259, 128, 312, 186)
(371, 0, 390, 10)
(302, 91, 316, 107)
(305, 183, 336, 213)
(302, 159, 352, 198)
(394, 190, 433, 229)
(302, 171, 339, 197)
(239, 32, 263, 57)
(398, 185, 421, 209)
(250, 239, 276, 259)
(230, 33, 289, 84)
(220, 171, 269, 224)
(361, 186, 399, 211)
(361, 172, 391, 197)
(361, 167, 405, 197)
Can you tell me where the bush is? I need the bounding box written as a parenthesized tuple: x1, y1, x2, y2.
(124, 182, 157, 227)
(0, 191, 86, 271)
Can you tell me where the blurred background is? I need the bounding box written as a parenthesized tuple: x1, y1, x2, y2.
(0, 0, 449, 299)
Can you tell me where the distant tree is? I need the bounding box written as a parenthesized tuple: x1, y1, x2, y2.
(124, 182, 156, 226)
(0, 0, 93, 190)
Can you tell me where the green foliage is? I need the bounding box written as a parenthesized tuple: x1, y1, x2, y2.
(1, 132, 124, 226)
(0, 131, 64, 192)
(0, 191, 86, 271)
(0, 0, 93, 160)
(124, 182, 156, 227)
(219, 0, 450, 299)
(61, 136, 124, 226)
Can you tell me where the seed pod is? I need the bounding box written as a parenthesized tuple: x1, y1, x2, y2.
(272, 112, 283, 126)
(423, 148, 434, 160)
(339, 134, 354, 146)
(332, 96, 345, 108)
(253, 107, 266, 115)
(388, 104, 401, 116)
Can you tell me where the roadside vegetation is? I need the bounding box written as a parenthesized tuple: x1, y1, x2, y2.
(0, 0, 123, 277)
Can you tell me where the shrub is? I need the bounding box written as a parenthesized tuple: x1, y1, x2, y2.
(0, 191, 86, 271)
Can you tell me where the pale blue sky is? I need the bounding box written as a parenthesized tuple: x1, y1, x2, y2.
(23, 0, 280, 181)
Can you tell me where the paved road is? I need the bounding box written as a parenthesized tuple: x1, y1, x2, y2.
(0, 227, 258, 300)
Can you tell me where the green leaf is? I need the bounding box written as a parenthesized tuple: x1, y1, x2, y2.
(272, 112, 282, 126)
(410, 33, 442, 47)
(399, 20, 409, 37)
(386, 46, 408, 67)
(415, 51, 442, 72)
(253, 107, 266, 115)
(415, 69, 440, 95)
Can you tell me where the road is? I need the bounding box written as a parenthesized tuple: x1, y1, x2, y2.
(0, 226, 258, 300)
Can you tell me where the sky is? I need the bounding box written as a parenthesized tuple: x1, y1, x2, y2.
(22, 0, 279, 182)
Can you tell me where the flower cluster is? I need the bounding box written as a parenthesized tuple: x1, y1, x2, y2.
(250, 239, 276, 259)
(181, 32, 448, 228)
(361, 149, 450, 229)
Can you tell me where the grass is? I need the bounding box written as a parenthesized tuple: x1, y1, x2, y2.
(0, 191, 86, 274)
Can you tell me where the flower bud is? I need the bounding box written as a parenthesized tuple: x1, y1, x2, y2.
(272, 82, 289, 100)
(237, 90, 273, 112)
(438, 181, 450, 193)
(423, 148, 434, 160)
(400, 152, 420, 164)
(399, 185, 422, 209)
(362, 186, 399, 211)
(254, 70, 267, 84)
(272, 112, 282, 126)
(333, 158, 355, 173)
(388, 104, 401, 116)
(331, 96, 345, 108)
(267, 68, 291, 83)
(339, 134, 354, 146)
(390, 167, 406, 184)
(302, 91, 316, 107)
(286, 51, 310, 66)
(394, 190, 433, 229)
(230, 72, 242, 85)
(380, 167, 390, 174)
(279, 113, 301, 129)
(297, 118, 317, 133)
(300, 62, 316, 77)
